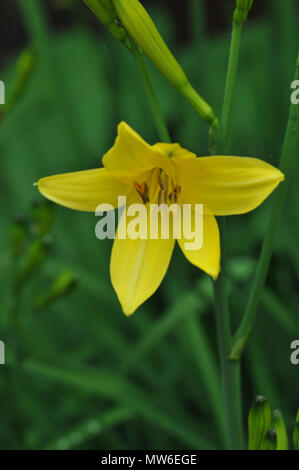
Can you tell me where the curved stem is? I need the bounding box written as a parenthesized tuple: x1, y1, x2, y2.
(131, 44, 171, 143)
(231, 51, 299, 360)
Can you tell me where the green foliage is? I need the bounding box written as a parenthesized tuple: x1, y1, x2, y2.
(0, 0, 298, 450)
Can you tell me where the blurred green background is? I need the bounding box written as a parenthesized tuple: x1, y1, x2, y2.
(0, 0, 298, 450)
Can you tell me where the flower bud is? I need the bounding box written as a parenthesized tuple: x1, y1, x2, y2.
(34, 270, 77, 310)
(113, 0, 217, 127)
(30, 200, 54, 236)
(293, 409, 299, 450)
(259, 429, 277, 450)
(248, 395, 272, 450)
(233, 0, 254, 24)
(4, 48, 36, 115)
(82, 0, 129, 44)
(10, 215, 28, 258)
(83, 0, 111, 25)
(16, 236, 51, 287)
(272, 409, 288, 450)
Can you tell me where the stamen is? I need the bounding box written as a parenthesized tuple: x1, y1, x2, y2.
(133, 181, 149, 204)
(133, 181, 141, 192)
(158, 190, 167, 205)
(140, 182, 149, 203)
(158, 173, 165, 190)
(168, 192, 177, 203)
(168, 185, 181, 203)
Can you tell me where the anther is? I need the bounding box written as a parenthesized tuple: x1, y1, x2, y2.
(158, 173, 165, 190)
(168, 192, 177, 203)
(133, 181, 149, 204)
(168, 185, 181, 203)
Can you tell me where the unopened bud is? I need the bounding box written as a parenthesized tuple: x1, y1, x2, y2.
(82, 0, 129, 45)
(30, 200, 54, 237)
(113, 0, 217, 127)
(259, 429, 277, 450)
(16, 236, 51, 287)
(4, 48, 35, 115)
(248, 395, 272, 450)
(83, 0, 111, 24)
(10, 215, 28, 258)
(34, 270, 77, 310)
(233, 0, 254, 24)
(272, 409, 288, 450)
(293, 409, 299, 450)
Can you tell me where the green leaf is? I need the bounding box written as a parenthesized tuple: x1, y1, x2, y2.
(18, 358, 213, 449)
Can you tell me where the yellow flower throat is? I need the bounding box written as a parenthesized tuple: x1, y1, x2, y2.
(133, 168, 181, 205)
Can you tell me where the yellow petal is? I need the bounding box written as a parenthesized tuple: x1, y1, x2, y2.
(110, 206, 175, 315)
(152, 142, 197, 160)
(177, 212, 220, 278)
(173, 156, 284, 215)
(37, 168, 130, 212)
(102, 122, 175, 184)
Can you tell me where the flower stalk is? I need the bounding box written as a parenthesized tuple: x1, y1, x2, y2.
(211, 1, 254, 449)
(130, 41, 171, 143)
(221, 1, 254, 145)
(230, 50, 299, 360)
(213, 218, 243, 449)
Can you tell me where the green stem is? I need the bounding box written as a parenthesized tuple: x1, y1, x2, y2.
(212, 17, 247, 450)
(213, 219, 243, 449)
(131, 44, 171, 143)
(230, 51, 299, 360)
(221, 21, 243, 146)
(186, 311, 226, 443)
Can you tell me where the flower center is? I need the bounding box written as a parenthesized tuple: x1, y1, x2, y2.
(133, 168, 181, 205)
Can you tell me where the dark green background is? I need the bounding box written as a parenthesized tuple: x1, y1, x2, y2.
(0, 0, 298, 450)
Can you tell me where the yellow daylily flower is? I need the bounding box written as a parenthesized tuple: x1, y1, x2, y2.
(36, 122, 284, 315)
